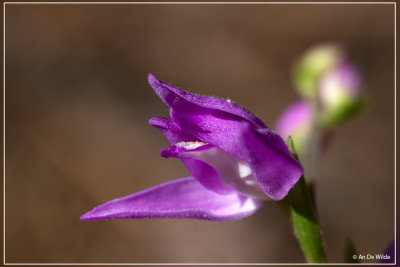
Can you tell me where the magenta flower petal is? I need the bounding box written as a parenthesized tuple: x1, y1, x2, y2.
(161, 142, 234, 195)
(148, 73, 267, 161)
(148, 73, 266, 129)
(161, 142, 268, 199)
(149, 120, 236, 195)
(169, 109, 247, 161)
(240, 123, 303, 200)
(181, 159, 235, 195)
(149, 117, 196, 144)
(80, 177, 263, 221)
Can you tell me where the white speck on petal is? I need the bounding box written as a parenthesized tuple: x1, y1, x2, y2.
(176, 141, 206, 150)
(238, 162, 252, 178)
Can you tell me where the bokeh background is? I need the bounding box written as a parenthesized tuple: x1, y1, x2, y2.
(5, 3, 394, 263)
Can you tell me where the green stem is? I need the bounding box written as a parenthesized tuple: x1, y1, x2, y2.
(282, 176, 326, 263)
(280, 137, 326, 263)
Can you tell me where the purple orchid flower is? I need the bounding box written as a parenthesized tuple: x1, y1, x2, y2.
(80, 74, 303, 222)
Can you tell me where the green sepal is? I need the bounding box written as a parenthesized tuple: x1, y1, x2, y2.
(287, 136, 300, 160)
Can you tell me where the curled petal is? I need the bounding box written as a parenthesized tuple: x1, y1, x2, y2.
(170, 110, 248, 161)
(80, 177, 263, 221)
(240, 123, 303, 200)
(148, 74, 267, 161)
(148, 73, 266, 129)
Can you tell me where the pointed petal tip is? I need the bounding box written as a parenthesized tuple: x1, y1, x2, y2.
(147, 72, 155, 79)
(79, 211, 92, 221)
(78, 177, 263, 222)
(147, 73, 160, 86)
(79, 207, 110, 221)
(79, 209, 113, 221)
(148, 117, 157, 126)
(149, 117, 169, 128)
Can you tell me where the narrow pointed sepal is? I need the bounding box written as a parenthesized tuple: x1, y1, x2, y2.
(80, 177, 263, 222)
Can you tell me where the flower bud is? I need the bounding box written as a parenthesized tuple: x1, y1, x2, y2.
(318, 61, 364, 126)
(275, 100, 312, 153)
(294, 44, 364, 127)
(294, 44, 343, 99)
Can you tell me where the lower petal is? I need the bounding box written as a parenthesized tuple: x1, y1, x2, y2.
(80, 177, 263, 221)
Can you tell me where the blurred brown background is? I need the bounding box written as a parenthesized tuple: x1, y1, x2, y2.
(5, 3, 394, 263)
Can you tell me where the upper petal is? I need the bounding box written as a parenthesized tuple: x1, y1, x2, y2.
(148, 73, 266, 129)
(239, 123, 304, 200)
(80, 177, 263, 222)
(170, 109, 251, 161)
(148, 74, 268, 161)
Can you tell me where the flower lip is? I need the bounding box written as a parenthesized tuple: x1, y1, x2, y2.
(162, 141, 269, 200)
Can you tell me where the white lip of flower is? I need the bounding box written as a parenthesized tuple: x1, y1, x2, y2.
(176, 141, 269, 200)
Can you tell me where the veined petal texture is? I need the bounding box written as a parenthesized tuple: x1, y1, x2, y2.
(240, 123, 303, 200)
(148, 73, 267, 161)
(80, 177, 263, 221)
